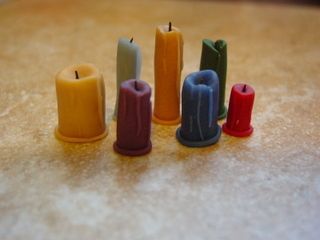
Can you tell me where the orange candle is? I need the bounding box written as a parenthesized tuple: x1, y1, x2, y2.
(153, 22, 183, 125)
(55, 63, 108, 142)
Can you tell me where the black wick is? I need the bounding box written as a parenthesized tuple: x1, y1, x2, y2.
(75, 71, 79, 79)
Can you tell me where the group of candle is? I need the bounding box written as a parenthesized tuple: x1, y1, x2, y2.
(55, 23, 255, 156)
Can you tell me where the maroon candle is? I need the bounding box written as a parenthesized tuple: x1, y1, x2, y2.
(113, 79, 152, 156)
(222, 83, 255, 137)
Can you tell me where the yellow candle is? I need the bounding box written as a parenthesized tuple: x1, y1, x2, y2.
(153, 22, 184, 125)
(55, 63, 108, 142)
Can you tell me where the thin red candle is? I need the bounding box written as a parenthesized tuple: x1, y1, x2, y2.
(113, 79, 152, 156)
(222, 83, 255, 137)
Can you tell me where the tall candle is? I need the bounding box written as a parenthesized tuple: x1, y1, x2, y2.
(153, 22, 183, 125)
(114, 37, 142, 119)
(222, 83, 255, 137)
(200, 39, 227, 119)
(176, 70, 221, 147)
(113, 79, 152, 156)
(55, 63, 108, 142)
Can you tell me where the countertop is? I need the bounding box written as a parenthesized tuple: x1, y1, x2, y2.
(0, 0, 319, 239)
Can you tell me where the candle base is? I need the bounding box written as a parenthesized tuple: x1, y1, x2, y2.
(218, 105, 227, 120)
(54, 127, 108, 143)
(176, 126, 221, 147)
(152, 114, 181, 125)
(222, 123, 253, 137)
(113, 141, 152, 156)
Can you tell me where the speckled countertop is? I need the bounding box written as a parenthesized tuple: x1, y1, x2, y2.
(0, 0, 319, 239)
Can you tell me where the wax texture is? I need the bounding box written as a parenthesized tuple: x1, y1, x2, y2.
(55, 63, 107, 142)
(176, 70, 221, 147)
(200, 39, 227, 119)
(114, 37, 142, 119)
(153, 24, 183, 125)
(114, 79, 152, 156)
(223, 84, 255, 137)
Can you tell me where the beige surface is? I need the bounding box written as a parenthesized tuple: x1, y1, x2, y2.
(0, 0, 320, 239)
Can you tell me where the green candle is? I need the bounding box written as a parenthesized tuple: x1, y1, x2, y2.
(114, 37, 142, 119)
(200, 39, 227, 119)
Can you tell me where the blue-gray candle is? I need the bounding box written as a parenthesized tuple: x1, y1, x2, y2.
(176, 70, 221, 147)
(114, 37, 142, 119)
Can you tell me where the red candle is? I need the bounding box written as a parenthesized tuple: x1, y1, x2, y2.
(222, 83, 255, 137)
(113, 79, 152, 156)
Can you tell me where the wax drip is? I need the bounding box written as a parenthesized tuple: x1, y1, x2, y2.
(242, 84, 247, 92)
(208, 88, 213, 128)
(123, 93, 127, 119)
(130, 37, 133, 43)
(189, 84, 194, 133)
(75, 71, 79, 79)
(189, 116, 193, 133)
(169, 22, 172, 32)
(196, 89, 204, 141)
(189, 83, 193, 100)
(136, 96, 142, 136)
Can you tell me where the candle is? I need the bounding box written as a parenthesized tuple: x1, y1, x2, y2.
(153, 22, 183, 125)
(200, 39, 227, 119)
(222, 83, 255, 137)
(176, 70, 221, 147)
(114, 37, 142, 119)
(55, 63, 108, 142)
(113, 79, 152, 156)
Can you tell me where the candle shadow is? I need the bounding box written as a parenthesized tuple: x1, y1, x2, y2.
(219, 130, 260, 160)
(112, 154, 150, 192)
(175, 143, 221, 182)
(55, 139, 107, 184)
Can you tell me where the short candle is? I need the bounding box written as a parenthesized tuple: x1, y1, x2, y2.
(55, 63, 108, 143)
(114, 79, 152, 156)
(176, 70, 221, 147)
(222, 83, 255, 137)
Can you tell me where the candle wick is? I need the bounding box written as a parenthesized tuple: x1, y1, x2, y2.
(134, 80, 139, 91)
(130, 37, 133, 43)
(169, 21, 172, 32)
(242, 84, 247, 92)
(75, 71, 79, 79)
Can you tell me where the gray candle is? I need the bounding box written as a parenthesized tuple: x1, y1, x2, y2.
(114, 37, 142, 119)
